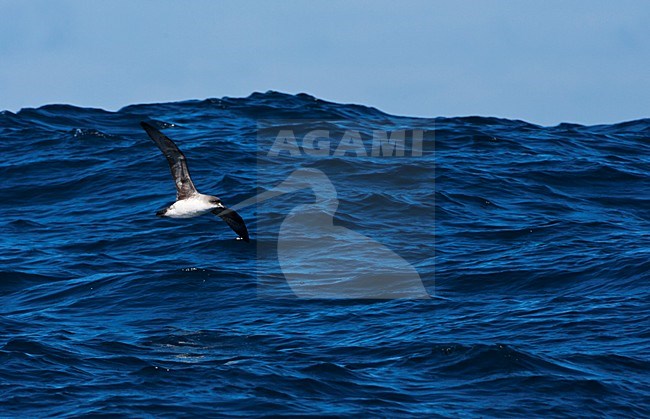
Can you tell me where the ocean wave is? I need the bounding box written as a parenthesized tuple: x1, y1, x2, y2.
(0, 92, 648, 416)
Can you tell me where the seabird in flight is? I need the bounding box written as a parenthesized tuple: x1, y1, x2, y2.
(141, 121, 250, 242)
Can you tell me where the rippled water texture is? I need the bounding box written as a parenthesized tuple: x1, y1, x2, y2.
(0, 92, 649, 416)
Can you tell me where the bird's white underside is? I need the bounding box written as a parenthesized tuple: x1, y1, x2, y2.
(164, 194, 220, 218)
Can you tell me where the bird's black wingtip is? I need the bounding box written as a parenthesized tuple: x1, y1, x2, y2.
(213, 208, 250, 244)
(236, 230, 251, 242)
(140, 121, 154, 130)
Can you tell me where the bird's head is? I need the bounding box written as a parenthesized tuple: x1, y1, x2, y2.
(208, 196, 225, 209)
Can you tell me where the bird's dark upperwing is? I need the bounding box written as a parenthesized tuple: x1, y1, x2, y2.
(212, 207, 250, 242)
(141, 121, 197, 200)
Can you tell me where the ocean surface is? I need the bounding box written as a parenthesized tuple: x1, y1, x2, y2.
(0, 91, 648, 417)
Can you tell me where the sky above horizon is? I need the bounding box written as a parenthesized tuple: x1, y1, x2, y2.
(1, 0, 649, 126)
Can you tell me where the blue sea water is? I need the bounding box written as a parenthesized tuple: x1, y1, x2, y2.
(0, 91, 649, 416)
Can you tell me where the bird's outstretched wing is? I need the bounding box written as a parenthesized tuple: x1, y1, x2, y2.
(212, 207, 250, 242)
(141, 121, 197, 200)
